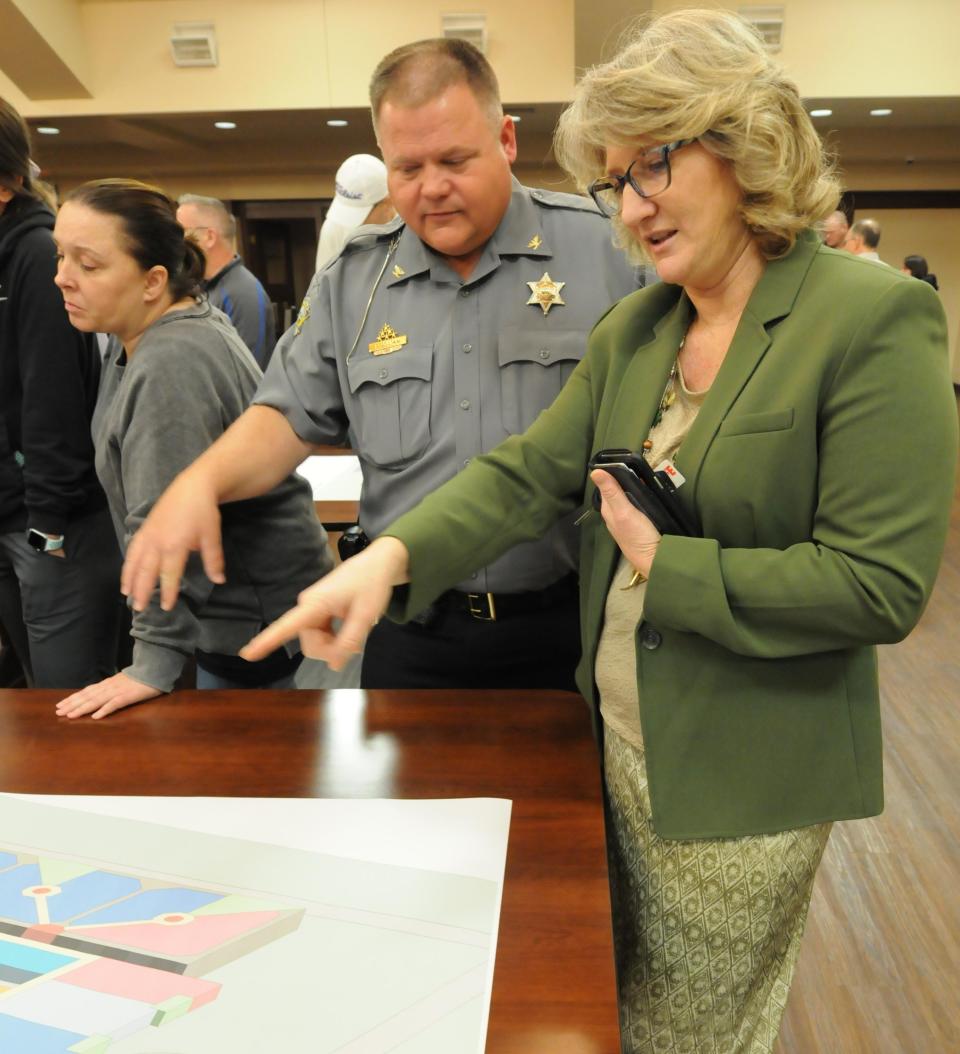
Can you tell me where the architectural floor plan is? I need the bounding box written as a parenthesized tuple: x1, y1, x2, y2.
(0, 795, 511, 1053)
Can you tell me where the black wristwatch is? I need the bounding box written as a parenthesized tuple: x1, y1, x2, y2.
(26, 528, 64, 553)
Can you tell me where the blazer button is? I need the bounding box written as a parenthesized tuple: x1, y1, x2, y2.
(640, 626, 662, 650)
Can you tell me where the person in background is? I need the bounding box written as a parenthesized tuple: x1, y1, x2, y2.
(176, 194, 277, 368)
(844, 217, 889, 264)
(120, 38, 640, 692)
(52, 179, 332, 719)
(0, 97, 121, 689)
(235, 11, 957, 1052)
(820, 208, 849, 248)
(315, 153, 395, 271)
(902, 253, 939, 290)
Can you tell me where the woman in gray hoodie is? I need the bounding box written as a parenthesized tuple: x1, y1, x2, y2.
(52, 178, 332, 719)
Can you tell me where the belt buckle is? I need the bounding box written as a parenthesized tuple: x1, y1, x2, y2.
(467, 592, 497, 621)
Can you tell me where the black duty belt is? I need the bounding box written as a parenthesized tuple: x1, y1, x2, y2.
(429, 573, 578, 623)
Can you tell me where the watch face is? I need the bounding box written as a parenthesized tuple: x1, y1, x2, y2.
(27, 530, 62, 552)
(26, 529, 47, 552)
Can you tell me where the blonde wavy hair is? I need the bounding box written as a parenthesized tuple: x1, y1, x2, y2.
(554, 8, 840, 262)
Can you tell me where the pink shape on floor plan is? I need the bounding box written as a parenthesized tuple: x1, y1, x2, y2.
(68, 910, 282, 956)
(59, 956, 220, 1010)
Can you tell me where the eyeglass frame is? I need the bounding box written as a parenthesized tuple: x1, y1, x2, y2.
(587, 138, 697, 217)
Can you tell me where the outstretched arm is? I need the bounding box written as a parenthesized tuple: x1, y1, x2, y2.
(122, 405, 315, 612)
(240, 537, 410, 670)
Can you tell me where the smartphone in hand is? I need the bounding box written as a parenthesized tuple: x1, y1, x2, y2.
(588, 448, 697, 536)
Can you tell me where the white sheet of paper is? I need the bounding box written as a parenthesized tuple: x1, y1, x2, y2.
(1, 793, 512, 1054)
(298, 455, 363, 500)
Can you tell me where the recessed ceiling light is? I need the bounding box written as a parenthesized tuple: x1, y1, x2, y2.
(809, 109, 833, 118)
(214, 121, 236, 130)
(36, 126, 60, 135)
(327, 119, 349, 128)
(870, 108, 893, 117)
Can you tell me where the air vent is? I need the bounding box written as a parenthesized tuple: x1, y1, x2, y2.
(170, 22, 218, 67)
(738, 5, 785, 51)
(441, 13, 487, 54)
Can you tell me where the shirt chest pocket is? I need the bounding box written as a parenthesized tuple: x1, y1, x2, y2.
(346, 345, 434, 468)
(498, 328, 587, 435)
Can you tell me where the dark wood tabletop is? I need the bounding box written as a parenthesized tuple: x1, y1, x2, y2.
(0, 687, 619, 1053)
(313, 497, 359, 530)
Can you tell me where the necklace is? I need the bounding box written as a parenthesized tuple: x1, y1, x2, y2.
(642, 334, 685, 461)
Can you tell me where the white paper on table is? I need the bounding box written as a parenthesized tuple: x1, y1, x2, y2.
(297, 455, 363, 500)
(0, 793, 512, 1054)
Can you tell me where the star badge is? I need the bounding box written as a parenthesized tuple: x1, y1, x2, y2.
(527, 234, 542, 250)
(526, 272, 566, 316)
(392, 264, 406, 278)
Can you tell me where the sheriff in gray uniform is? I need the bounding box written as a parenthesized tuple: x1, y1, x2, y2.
(255, 177, 637, 687)
(121, 36, 641, 690)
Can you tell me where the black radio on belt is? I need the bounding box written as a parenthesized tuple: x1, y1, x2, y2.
(337, 525, 370, 561)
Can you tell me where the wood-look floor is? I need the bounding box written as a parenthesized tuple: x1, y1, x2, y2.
(776, 421, 960, 1052)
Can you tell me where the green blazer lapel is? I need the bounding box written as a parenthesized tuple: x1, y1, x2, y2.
(676, 232, 822, 504)
(583, 289, 690, 664)
(601, 291, 693, 452)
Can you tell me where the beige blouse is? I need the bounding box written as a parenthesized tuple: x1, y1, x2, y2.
(595, 362, 708, 749)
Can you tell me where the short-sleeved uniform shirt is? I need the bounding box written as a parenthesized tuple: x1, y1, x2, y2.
(255, 179, 639, 594)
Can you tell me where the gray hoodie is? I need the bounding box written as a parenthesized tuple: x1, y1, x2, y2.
(94, 301, 331, 691)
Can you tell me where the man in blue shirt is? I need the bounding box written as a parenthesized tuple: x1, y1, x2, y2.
(177, 195, 277, 367)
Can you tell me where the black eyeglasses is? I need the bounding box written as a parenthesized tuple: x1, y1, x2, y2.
(588, 139, 696, 217)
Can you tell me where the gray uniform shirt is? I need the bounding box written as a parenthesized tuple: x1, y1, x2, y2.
(94, 303, 331, 692)
(255, 179, 639, 594)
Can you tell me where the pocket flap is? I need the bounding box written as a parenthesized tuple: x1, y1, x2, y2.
(347, 345, 433, 393)
(498, 327, 587, 368)
(718, 408, 795, 438)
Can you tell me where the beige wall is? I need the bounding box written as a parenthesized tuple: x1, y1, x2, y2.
(651, 0, 960, 97)
(3, 0, 959, 117)
(1, 0, 575, 116)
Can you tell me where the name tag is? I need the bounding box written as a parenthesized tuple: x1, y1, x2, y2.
(655, 459, 686, 488)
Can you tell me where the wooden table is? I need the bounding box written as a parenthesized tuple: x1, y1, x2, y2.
(313, 496, 359, 530)
(0, 688, 619, 1053)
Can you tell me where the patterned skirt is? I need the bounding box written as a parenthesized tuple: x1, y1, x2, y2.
(603, 725, 831, 1054)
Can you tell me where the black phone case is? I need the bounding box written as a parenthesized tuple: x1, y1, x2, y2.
(588, 449, 698, 537)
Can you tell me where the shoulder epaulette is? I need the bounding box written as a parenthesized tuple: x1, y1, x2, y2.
(340, 215, 405, 256)
(525, 185, 604, 216)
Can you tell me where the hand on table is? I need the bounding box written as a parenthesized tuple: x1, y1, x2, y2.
(122, 472, 224, 613)
(241, 537, 410, 671)
(56, 672, 164, 721)
(591, 469, 662, 579)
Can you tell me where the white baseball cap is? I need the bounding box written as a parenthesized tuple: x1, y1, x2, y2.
(326, 154, 389, 227)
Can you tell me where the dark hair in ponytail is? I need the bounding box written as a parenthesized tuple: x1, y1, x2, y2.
(0, 97, 43, 214)
(903, 254, 939, 292)
(63, 178, 205, 298)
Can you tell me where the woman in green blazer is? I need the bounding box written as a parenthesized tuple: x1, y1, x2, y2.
(244, 11, 957, 1053)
